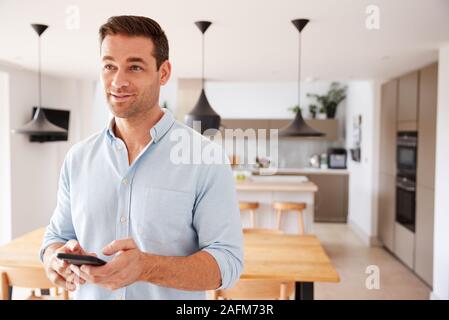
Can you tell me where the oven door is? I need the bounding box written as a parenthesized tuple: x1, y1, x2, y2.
(395, 177, 416, 232)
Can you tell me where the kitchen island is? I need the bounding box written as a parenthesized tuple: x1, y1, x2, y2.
(235, 176, 318, 234)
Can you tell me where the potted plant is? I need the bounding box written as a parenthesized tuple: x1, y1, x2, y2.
(309, 104, 318, 118)
(317, 106, 327, 119)
(307, 82, 347, 118)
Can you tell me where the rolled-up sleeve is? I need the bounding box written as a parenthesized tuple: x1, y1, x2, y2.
(193, 162, 244, 290)
(39, 151, 77, 261)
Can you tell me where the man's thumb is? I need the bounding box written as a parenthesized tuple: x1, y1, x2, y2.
(102, 239, 136, 256)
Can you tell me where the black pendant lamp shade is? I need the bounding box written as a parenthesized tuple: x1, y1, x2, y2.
(279, 19, 324, 137)
(12, 24, 67, 137)
(184, 21, 221, 134)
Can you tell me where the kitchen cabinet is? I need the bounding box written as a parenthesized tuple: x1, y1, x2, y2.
(378, 173, 396, 252)
(414, 62, 438, 287)
(415, 186, 434, 286)
(306, 174, 348, 223)
(378, 79, 397, 251)
(394, 222, 415, 269)
(417, 63, 438, 189)
(379, 80, 398, 176)
(398, 71, 419, 123)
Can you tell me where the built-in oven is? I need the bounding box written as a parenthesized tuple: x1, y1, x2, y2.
(397, 131, 418, 174)
(395, 174, 416, 232)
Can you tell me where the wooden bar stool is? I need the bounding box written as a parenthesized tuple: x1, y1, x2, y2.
(272, 202, 306, 234)
(239, 202, 259, 228)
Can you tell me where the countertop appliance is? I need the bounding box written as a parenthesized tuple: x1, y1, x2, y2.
(328, 148, 347, 169)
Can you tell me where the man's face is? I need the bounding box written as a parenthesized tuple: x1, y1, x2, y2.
(100, 34, 170, 119)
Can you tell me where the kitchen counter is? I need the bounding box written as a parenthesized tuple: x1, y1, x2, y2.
(236, 180, 318, 192)
(252, 167, 349, 175)
(235, 176, 317, 234)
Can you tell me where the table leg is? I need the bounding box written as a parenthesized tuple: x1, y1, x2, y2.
(295, 282, 314, 300)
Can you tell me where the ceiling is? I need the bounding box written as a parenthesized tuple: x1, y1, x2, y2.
(0, 0, 448, 82)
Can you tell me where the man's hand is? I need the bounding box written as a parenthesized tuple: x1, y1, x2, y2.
(43, 240, 90, 291)
(70, 239, 145, 291)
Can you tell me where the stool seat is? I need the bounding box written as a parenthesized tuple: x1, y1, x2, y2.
(272, 201, 307, 234)
(272, 202, 306, 211)
(239, 202, 259, 211)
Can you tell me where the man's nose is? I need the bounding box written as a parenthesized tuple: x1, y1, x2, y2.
(111, 69, 129, 89)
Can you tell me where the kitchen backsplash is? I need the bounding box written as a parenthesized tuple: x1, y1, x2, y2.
(277, 139, 344, 168)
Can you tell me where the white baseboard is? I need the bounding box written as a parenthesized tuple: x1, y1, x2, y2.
(348, 218, 379, 247)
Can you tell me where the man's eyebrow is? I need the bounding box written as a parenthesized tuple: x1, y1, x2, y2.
(102, 56, 115, 62)
(101, 56, 148, 66)
(126, 57, 148, 65)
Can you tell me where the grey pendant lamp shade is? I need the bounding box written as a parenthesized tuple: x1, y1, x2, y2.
(184, 21, 221, 134)
(12, 24, 67, 136)
(279, 19, 324, 137)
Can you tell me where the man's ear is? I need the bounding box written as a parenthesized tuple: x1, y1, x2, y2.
(159, 60, 171, 86)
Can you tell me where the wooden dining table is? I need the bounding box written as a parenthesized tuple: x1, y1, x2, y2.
(0, 228, 339, 300)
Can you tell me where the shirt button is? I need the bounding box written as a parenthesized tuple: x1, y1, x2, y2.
(122, 178, 128, 185)
(116, 144, 123, 151)
(120, 216, 127, 223)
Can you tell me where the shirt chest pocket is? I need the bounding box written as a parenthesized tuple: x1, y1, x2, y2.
(134, 187, 195, 245)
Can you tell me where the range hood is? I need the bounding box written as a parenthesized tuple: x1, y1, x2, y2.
(279, 19, 324, 137)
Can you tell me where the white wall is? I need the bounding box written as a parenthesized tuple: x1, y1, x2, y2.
(432, 43, 449, 300)
(0, 71, 11, 244)
(345, 81, 381, 245)
(205, 81, 334, 119)
(0, 61, 96, 242)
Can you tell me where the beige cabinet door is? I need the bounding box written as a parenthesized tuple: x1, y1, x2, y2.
(415, 186, 434, 286)
(398, 71, 419, 122)
(417, 63, 438, 190)
(378, 173, 396, 251)
(380, 80, 398, 176)
(308, 174, 348, 223)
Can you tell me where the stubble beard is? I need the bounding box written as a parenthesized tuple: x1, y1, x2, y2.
(108, 89, 156, 120)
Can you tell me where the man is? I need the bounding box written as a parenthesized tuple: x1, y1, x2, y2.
(40, 15, 243, 300)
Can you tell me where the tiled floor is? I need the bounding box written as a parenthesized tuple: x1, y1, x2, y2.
(314, 223, 431, 300)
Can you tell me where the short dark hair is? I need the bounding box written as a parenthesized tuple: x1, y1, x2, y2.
(99, 15, 169, 70)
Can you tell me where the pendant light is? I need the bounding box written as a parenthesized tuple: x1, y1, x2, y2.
(12, 24, 67, 137)
(279, 19, 324, 137)
(184, 21, 221, 135)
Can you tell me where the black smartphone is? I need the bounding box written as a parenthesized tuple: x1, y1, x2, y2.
(57, 253, 107, 266)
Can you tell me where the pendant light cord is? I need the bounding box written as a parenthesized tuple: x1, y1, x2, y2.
(38, 35, 42, 108)
(202, 32, 205, 89)
(297, 31, 302, 111)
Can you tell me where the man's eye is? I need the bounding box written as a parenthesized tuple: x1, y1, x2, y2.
(104, 64, 115, 71)
(130, 65, 143, 71)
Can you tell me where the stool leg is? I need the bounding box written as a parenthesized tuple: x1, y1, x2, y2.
(297, 210, 305, 235)
(250, 210, 255, 228)
(276, 209, 282, 230)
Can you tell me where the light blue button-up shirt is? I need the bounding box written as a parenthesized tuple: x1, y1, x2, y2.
(40, 109, 244, 300)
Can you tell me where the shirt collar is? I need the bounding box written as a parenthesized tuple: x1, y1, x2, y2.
(106, 108, 175, 144)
